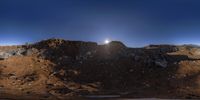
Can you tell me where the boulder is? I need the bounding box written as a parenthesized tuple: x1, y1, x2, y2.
(0, 52, 12, 60)
(14, 48, 26, 56)
(22, 48, 38, 56)
(155, 59, 168, 68)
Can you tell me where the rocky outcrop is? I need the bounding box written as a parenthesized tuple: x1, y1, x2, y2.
(0, 48, 26, 60)
(0, 52, 11, 60)
(145, 44, 179, 53)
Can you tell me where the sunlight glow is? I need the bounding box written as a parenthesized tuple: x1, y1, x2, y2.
(104, 39, 110, 44)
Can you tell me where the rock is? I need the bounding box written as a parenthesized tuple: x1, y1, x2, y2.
(0, 52, 12, 60)
(155, 59, 168, 68)
(0, 48, 27, 60)
(134, 56, 141, 61)
(129, 53, 135, 57)
(15, 48, 26, 55)
(194, 49, 200, 55)
(108, 41, 127, 53)
(23, 48, 38, 56)
(0, 85, 4, 88)
(96, 41, 128, 60)
(86, 51, 92, 56)
(9, 75, 17, 80)
(147, 45, 179, 53)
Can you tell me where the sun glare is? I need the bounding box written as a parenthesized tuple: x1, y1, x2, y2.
(104, 39, 110, 44)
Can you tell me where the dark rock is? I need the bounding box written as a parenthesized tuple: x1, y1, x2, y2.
(54, 88, 72, 94)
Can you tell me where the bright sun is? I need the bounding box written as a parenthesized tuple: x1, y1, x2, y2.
(104, 39, 110, 44)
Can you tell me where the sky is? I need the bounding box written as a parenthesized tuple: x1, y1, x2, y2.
(1, 0, 200, 47)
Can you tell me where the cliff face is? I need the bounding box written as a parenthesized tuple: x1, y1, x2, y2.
(0, 39, 200, 99)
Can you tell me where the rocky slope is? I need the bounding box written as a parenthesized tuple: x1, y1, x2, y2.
(1, 38, 200, 99)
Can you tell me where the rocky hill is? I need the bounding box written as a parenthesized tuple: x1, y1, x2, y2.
(1, 38, 200, 99)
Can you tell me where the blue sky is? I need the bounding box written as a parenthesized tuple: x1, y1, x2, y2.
(1, 0, 200, 47)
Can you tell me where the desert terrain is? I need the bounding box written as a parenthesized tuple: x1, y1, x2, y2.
(1, 38, 200, 99)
